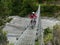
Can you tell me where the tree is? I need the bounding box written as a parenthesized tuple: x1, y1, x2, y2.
(11, 0, 23, 15)
(0, 0, 39, 17)
(41, 5, 60, 17)
(19, 0, 38, 17)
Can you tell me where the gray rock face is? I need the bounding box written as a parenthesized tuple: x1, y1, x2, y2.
(3, 16, 60, 43)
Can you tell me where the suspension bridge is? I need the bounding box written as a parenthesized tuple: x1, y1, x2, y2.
(14, 5, 44, 45)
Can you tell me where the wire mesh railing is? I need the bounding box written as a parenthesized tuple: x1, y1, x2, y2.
(14, 5, 40, 45)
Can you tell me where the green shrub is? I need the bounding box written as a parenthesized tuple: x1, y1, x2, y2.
(44, 27, 53, 44)
(41, 5, 60, 17)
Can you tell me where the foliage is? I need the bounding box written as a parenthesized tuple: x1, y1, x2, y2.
(44, 27, 52, 35)
(11, 0, 23, 15)
(35, 27, 53, 45)
(41, 5, 60, 17)
(37, 0, 56, 4)
(53, 24, 60, 45)
(0, 1, 12, 44)
(44, 27, 53, 44)
(18, 0, 38, 17)
(0, 0, 39, 17)
(0, 30, 7, 44)
(0, 17, 12, 27)
(1, 0, 60, 17)
(44, 33, 53, 44)
(53, 24, 60, 30)
(0, 17, 12, 45)
(6, 18, 13, 23)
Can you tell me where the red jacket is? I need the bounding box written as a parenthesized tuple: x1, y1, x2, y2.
(29, 13, 37, 19)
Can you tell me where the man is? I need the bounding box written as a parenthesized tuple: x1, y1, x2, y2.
(29, 12, 37, 29)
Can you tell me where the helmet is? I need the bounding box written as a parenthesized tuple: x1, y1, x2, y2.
(32, 12, 35, 14)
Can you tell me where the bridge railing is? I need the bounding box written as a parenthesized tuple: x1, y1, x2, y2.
(14, 5, 40, 45)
